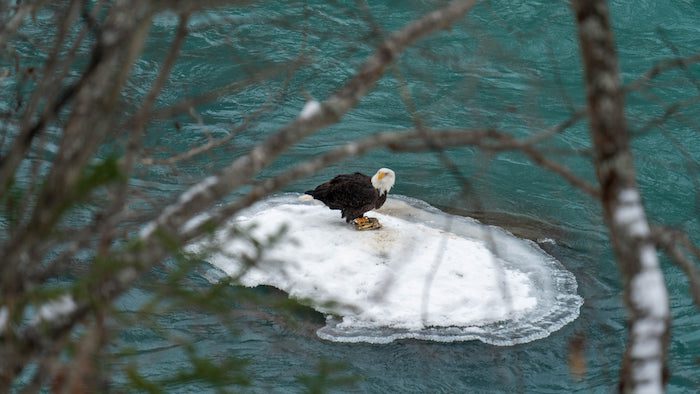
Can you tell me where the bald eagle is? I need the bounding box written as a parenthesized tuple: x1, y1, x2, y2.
(305, 168, 396, 225)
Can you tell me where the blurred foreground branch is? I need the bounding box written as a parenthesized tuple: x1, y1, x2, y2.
(0, 0, 478, 389)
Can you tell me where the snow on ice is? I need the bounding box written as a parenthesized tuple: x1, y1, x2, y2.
(192, 195, 583, 345)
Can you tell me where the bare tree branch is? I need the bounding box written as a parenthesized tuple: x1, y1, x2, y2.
(0, 1, 97, 196)
(143, 62, 302, 122)
(99, 12, 192, 258)
(141, 68, 293, 166)
(623, 53, 700, 93)
(0, 1, 45, 49)
(388, 128, 600, 197)
(652, 226, 700, 307)
(1, 0, 156, 316)
(5, 1, 695, 391)
(3, 1, 480, 377)
(137, 0, 477, 242)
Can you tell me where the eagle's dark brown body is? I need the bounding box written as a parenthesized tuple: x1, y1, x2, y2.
(305, 172, 388, 222)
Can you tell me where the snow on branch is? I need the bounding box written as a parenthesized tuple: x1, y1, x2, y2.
(615, 189, 669, 393)
(179, 126, 598, 240)
(32, 294, 77, 325)
(299, 100, 321, 120)
(614, 189, 651, 238)
(572, 0, 670, 392)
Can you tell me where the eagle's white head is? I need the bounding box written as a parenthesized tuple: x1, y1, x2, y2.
(371, 168, 395, 194)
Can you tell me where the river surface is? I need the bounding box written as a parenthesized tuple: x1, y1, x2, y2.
(4, 0, 700, 392)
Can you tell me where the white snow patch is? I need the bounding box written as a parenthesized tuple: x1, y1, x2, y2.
(139, 221, 157, 239)
(633, 318, 666, 338)
(614, 189, 650, 237)
(140, 176, 220, 239)
(33, 295, 77, 324)
(632, 359, 664, 394)
(614, 203, 644, 225)
(631, 270, 668, 318)
(299, 100, 321, 120)
(630, 332, 661, 359)
(619, 188, 640, 204)
(345, 142, 359, 155)
(632, 318, 666, 362)
(640, 244, 658, 269)
(191, 195, 583, 345)
(179, 175, 218, 204)
(182, 212, 211, 234)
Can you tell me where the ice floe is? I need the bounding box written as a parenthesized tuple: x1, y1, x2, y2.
(194, 194, 583, 345)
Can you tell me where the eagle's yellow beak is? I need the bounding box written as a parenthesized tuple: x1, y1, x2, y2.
(377, 172, 386, 180)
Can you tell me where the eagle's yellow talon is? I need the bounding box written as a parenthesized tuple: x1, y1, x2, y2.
(353, 217, 381, 231)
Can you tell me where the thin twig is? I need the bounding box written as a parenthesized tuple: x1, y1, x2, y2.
(652, 226, 700, 307)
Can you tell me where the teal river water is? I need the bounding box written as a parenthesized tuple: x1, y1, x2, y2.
(5, 0, 700, 392)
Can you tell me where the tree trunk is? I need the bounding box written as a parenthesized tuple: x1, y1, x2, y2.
(572, 1, 670, 392)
